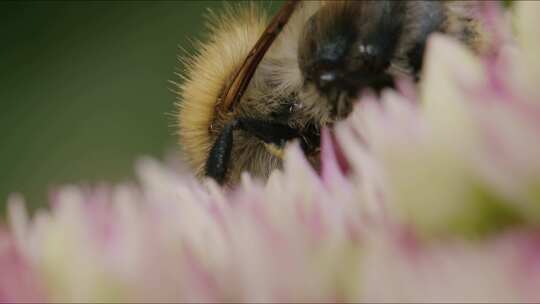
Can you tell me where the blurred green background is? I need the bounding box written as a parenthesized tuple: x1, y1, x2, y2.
(0, 1, 279, 213)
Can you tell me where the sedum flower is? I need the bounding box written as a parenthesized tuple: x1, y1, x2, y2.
(0, 230, 44, 302)
(2, 2, 540, 302)
(515, 2, 540, 95)
(338, 2, 540, 237)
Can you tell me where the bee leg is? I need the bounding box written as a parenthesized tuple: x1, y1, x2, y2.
(204, 121, 237, 185)
(237, 118, 299, 146)
(237, 118, 301, 159)
(237, 118, 321, 158)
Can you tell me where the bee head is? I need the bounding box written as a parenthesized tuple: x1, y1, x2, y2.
(297, 1, 447, 119)
(297, 1, 405, 118)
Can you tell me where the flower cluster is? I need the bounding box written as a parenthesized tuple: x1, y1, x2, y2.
(1, 2, 540, 302)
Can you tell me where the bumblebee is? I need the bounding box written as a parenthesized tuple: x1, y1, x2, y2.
(176, 1, 486, 185)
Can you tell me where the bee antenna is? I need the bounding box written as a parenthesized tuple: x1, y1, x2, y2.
(219, 0, 299, 112)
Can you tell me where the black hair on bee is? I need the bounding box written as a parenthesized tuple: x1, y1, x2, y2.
(176, 0, 487, 185)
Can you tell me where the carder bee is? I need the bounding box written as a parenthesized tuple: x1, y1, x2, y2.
(176, 1, 486, 185)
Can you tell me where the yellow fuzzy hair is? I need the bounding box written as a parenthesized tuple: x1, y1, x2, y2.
(175, 4, 269, 177)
